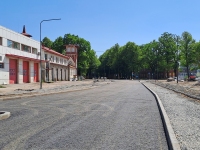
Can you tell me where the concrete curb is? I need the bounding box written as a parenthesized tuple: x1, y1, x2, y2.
(141, 82, 181, 150)
(0, 111, 11, 120)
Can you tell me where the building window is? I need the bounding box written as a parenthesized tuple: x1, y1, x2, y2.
(0, 37, 2, 45)
(7, 39, 20, 50)
(56, 57, 59, 63)
(60, 58, 63, 64)
(45, 54, 48, 60)
(21, 44, 31, 52)
(66, 48, 70, 52)
(50, 56, 54, 62)
(0, 63, 4, 68)
(64, 59, 67, 64)
(0, 56, 2, 61)
(32, 48, 37, 54)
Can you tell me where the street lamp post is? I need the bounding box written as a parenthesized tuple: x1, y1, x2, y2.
(156, 49, 158, 80)
(40, 18, 61, 89)
(176, 35, 179, 84)
(176, 61, 179, 83)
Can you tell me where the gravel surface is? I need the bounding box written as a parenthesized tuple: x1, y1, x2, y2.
(143, 81, 200, 150)
(0, 80, 168, 150)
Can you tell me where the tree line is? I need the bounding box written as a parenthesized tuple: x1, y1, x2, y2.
(99, 31, 200, 79)
(43, 31, 200, 79)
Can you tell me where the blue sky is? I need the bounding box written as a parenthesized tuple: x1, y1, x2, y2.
(1, 0, 200, 57)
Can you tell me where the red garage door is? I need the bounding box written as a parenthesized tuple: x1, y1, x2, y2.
(23, 61, 29, 83)
(34, 63, 39, 82)
(9, 59, 17, 84)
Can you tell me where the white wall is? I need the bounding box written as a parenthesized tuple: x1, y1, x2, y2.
(0, 26, 41, 84)
(30, 61, 34, 82)
(0, 54, 9, 84)
(0, 25, 77, 84)
(18, 59, 23, 84)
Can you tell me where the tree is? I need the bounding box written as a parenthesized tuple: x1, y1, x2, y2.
(44, 33, 99, 77)
(99, 44, 121, 78)
(51, 36, 64, 54)
(140, 41, 161, 79)
(172, 35, 181, 77)
(180, 31, 196, 78)
(42, 37, 52, 48)
(158, 32, 177, 78)
(120, 42, 141, 78)
(98, 42, 141, 79)
(87, 49, 100, 78)
(194, 41, 200, 68)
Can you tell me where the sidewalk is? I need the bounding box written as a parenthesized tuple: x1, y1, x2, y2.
(0, 80, 107, 100)
(0, 80, 92, 94)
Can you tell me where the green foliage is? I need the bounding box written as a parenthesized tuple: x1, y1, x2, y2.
(43, 30, 200, 79)
(193, 41, 200, 68)
(63, 34, 92, 76)
(0, 85, 6, 88)
(158, 32, 177, 77)
(98, 42, 141, 78)
(87, 49, 100, 77)
(120, 42, 141, 73)
(42, 37, 52, 48)
(99, 43, 121, 78)
(43, 34, 99, 77)
(51, 36, 64, 54)
(180, 31, 196, 78)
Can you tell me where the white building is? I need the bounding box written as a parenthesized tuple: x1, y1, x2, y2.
(42, 46, 77, 82)
(0, 25, 77, 84)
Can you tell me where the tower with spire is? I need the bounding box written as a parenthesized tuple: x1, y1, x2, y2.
(21, 25, 32, 38)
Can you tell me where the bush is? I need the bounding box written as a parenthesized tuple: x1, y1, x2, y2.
(0, 85, 6, 88)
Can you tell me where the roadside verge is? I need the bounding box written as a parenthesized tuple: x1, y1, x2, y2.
(142, 82, 181, 150)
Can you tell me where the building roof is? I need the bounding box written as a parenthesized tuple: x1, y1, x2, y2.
(42, 46, 70, 59)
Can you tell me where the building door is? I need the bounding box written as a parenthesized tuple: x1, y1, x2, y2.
(52, 68, 54, 81)
(61, 69, 62, 81)
(34, 63, 39, 82)
(9, 59, 17, 84)
(56, 68, 58, 81)
(65, 69, 66, 80)
(23, 61, 29, 83)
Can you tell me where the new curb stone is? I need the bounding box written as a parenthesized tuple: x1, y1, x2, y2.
(0, 111, 11, 120)
(142, 82, 181, 150)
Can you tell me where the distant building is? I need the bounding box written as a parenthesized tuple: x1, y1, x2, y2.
(0, 25, 77, 84)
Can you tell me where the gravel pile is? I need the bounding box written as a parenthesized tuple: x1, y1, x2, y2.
(144, 81, 200, 150)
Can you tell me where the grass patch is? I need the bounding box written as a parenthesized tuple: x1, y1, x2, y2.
(0, 85, 6, 88)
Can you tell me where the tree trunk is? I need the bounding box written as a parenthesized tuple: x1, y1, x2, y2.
(167, 70, 169, 78)
(174, 68, 177, 77)
(186, 65, 190, 79)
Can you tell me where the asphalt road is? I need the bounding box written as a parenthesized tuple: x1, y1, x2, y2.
(0, 80, 168, 150)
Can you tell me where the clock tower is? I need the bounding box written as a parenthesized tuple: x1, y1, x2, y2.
(65, 44, 79, 68)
